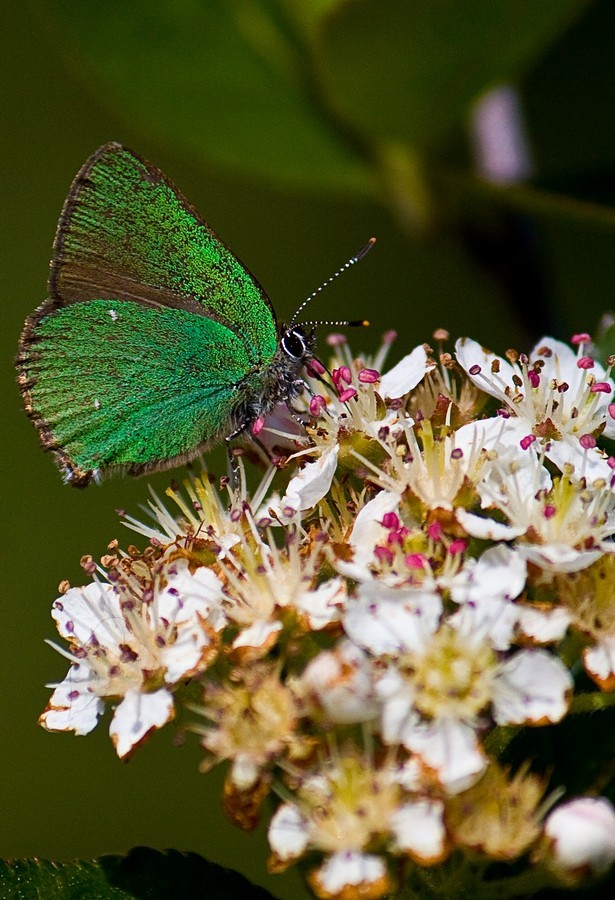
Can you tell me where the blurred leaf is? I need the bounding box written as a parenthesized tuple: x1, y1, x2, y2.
(40, 0, 374, 194)
(454, 173, 615, 230)
(316, 0, 592, 148)
(278, 0, 341, 33)
(0, 849, 278, 899)
(524, 0, 615, 178)
(0, 859, 129, 899)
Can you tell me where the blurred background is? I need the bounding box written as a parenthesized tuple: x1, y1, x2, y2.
(2, 1, 615, 896)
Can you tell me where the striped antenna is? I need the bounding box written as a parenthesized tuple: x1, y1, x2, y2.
(289, 237, 376, 328)
(300, 318, 370, 328)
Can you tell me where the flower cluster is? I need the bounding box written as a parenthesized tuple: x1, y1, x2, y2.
(40, 330, 615, 898)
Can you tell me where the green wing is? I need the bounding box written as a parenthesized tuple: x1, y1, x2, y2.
(19, 299, 258, 485)
(17, 144, 279, 485)
(49, 143, 278, 363)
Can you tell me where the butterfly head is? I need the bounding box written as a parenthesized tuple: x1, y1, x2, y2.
(280, 323, 315, 363)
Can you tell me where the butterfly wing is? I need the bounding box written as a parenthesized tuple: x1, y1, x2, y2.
(20, 299, 258, 484)
(17, 144, 279, 484)
(47, 143, 278, 361)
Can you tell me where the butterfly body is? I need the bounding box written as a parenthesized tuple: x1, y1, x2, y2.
(17, 143, 313, 486)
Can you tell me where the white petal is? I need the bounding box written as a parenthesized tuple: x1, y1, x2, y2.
(296, 578, 346, 629)
(268, 803, 310, 860)
(281, 445, 339, 512)
(546, 438, 615, 484)
(336, 490, 400, 580)
(380, 345, 435, 398)
(391, 799, 446, 863)
(230, 756, 259, 790)
(157, 563, 226, 682)
(584, 636, 615, 688)
(161, 622, 215, 683)
(301, 641, 380, 724)
(532, 337, 579, 382)
(455, 415, 529, 454)
(545, 797, 615, 877)
(520, 544, 603, 574)
(492, 650, 572, 725)
(451, 545, 526, 605)
(455, 337, 515, 403)
(52, 582, 124, 647)
(344, 583, 441, 657)
(405, 717, 486, 793)
(517, 605, 571, 643)
(40, 665, 104, 735)
(455, 509, 525, 541)
(378, 670, 417, 745)
(159, 561, 226, 632)
(233, 619, 283, 651)
(393, 756, 424, 792)
(312, 852, 389, 896)
(110, 687, 175, 758)
(348, 491, 400, 557)
(449, 597, 518, 652)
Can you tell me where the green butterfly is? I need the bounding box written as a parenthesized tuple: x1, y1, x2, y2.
(17, 143, 366, 487)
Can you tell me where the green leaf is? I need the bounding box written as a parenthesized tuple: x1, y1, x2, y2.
(37, 0, 374, 194)
(0, 849, 278, 899)
(0, 859, 130, 899)
(316, 0, 593, 148)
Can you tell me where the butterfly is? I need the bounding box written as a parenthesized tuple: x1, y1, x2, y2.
(17, 143, 371, 487)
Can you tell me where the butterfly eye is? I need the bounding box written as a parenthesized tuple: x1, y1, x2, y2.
(281, 329, 307, 360)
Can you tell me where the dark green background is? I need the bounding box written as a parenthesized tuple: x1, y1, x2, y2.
(2, 3, 615, 897)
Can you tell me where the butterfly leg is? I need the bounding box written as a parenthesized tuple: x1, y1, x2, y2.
(225, 427, 248, 494)
(224, 425, 279, 495)
(281, 377, 311, 429)
(284, 402, 311, 430)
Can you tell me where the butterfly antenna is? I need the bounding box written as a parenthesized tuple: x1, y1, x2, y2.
(289, 237, 376, 328)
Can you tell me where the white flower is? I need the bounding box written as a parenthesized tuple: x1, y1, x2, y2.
(453, 417, 553, 541)
(456, 335, 615, 481)
(299, 640, 380, 724)
(37, 329, 615, 895)
(543, 797, 615, 883)
(267, 747, 446, 895)
(40, 558, 224, 757)
(459, 455, 615, 572)
(358, 418, 491, 512)
(298, 339, 435, 481)
(348, 595, 572, 791)
(219, 525, 343, 657)
(198, 664, 297, 790)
